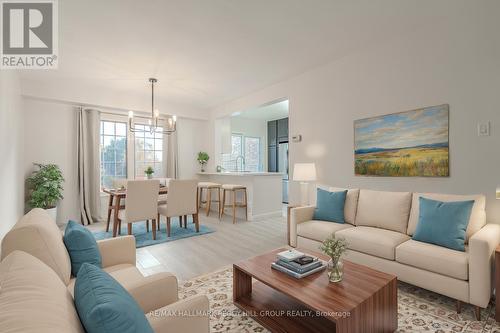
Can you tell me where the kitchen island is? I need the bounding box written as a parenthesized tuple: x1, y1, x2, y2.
(197, 172, 283, 221)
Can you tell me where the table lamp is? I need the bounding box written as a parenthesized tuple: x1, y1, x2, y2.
(293, 163, 317, 206)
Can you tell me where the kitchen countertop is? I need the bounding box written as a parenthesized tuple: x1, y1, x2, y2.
(197, 172, 283, 177)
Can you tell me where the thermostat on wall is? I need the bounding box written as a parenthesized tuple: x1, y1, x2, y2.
(477, 122, 490, 136)
(292, 134, 302, 143)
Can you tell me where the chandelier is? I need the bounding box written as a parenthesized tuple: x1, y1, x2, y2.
(128, 78, 177, 134)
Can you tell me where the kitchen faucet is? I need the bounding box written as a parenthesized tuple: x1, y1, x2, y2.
(235, 155, 245, 172)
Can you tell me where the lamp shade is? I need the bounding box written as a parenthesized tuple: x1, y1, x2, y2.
(293, 163, 317, 182)
(497, 187, 500, 199)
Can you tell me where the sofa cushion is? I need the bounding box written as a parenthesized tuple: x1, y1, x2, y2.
(407, 192, 486, 241)
(297, 220, 354, 243)
(336, 226, 410, 260)
(1, 208, 72, 285)
(67, 264, 143, 296)
(396, 240, 469, 280)
(64, 220, 102, 276)
(0, 251, 85, 333)
(413, 197, 474, 251)
(74, 263, 154, 333)
(313, 188, 347, 223)
(329, 187, 360, 224)
(355, 189, 412, 233)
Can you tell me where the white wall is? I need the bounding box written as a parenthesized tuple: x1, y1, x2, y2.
(23, 98, 209, 224)
(210, 2, 500, 223)
(23, 99, 80, 225)
(177, 117, 210, 178)
(0, 72, 24, 238)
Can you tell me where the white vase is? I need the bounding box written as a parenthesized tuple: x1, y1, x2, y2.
(147, 174, 153, 179)
(45, 207, 57, 222)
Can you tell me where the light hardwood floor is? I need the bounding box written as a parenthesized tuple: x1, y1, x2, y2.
(88, 212, 287, 281)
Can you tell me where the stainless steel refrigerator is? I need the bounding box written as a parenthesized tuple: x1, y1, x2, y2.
(278, 142, 289, 203)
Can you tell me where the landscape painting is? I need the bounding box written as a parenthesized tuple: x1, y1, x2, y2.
(354, 104, 449, 177)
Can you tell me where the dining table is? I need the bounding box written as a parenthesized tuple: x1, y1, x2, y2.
(102, 186, 168, 237)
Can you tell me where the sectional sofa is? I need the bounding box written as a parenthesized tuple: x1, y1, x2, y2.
(290, 187, 500, 318)
(0, 208, 210, 332)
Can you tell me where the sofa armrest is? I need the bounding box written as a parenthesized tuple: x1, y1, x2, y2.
(290, 205, 315, 247)
(97, 235, 136, 268)
(469, 223, 500, 308)
(147, 295, 210, 333)
(128, 272, 179, 313)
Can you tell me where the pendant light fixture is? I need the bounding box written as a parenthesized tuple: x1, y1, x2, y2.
(128, 78, 177, 134)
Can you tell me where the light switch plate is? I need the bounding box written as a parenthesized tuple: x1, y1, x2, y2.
(477, 122, 490, 136)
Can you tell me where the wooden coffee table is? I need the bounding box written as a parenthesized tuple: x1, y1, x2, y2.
(233, 248, 397, 333)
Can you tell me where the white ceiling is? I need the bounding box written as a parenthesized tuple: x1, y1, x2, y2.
(21, 0, 453, 111)
(234, 100, 288, 121)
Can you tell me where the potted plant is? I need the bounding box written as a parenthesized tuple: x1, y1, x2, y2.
(26, 163, 64, 221)
(145, 166, 154, 179)
(197, 152, 209, 172)
(320, 234, 348, 283)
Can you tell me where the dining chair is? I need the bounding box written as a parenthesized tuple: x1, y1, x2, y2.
(158, 179, 199, 237)
(105, 178, 128, 233)
(157, 178, 172, 205)
(115, 179, 160, 239)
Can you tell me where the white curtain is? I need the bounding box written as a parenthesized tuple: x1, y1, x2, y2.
(77, 108, 101, 224)
(164, 128, 179, 179)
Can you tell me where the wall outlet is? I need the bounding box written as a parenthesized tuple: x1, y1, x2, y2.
(477, 121, 490, 136)
(291, 134, 302, 143)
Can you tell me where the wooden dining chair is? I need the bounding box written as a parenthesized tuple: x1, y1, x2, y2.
(114, 179, 160, 239)
(158, 179, 199, 237)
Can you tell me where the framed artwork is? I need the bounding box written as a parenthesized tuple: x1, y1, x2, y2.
(354, 104, 449, 177)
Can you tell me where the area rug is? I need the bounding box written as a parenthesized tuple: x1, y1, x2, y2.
(179, 267, 499, 333)
(93, 218, 214, 248)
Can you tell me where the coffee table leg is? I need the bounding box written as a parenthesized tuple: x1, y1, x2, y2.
(233, 265, 252, 301)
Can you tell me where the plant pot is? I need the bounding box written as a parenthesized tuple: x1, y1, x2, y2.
(45, 206, 58, 222)
(147, 174, 153, 179)
(200, 164, 206, 172)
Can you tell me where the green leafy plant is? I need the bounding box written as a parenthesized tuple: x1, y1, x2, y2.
(319, 233, 348, 261)
(27, 163, 64, 209)
(145, 166, 154, 176)
(197, 151, 209, 165)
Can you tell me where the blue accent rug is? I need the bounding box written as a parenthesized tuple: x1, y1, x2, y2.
(93, 217, 214, 248)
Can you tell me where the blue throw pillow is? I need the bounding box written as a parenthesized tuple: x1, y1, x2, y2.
(75, 263, 154, 333)
(313, 188, 347, 223)
(63, 220, 102, 276)
(413, 197, 474, 251)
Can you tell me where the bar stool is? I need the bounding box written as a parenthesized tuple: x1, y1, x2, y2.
(221, 184, 248, 224)
(198, 182, 222, 217)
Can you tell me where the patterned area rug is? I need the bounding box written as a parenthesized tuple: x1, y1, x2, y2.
(179, 267, 500, 333)
(93, 217, 214, 248)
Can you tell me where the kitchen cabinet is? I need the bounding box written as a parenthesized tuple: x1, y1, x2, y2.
(268, 145, 277, 172)
(277, 117, 289, 141)
(267, 120, 277, 146)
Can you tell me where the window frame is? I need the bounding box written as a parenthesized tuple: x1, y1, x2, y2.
(133, 124, 164, 179)
(221, 133, 262, 172)
(99, 118, 129, 189)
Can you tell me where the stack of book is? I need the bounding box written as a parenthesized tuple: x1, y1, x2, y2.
(271, 249, 326, 279)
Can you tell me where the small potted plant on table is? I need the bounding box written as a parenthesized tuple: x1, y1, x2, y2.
(197, 152, 209, 172)
(320, 234, 348, 283)
(26, 163, 64, 221)
(145, 166, 154, 179)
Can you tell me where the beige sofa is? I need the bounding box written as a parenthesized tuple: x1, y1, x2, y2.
(0, 208, 209, 333)
(290, 187, 500, 317)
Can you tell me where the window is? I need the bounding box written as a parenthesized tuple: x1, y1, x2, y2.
(100, 121, 127, 189)
(134, 124, 163, 177)
(221, 134, 261, 172)
(244, 137, 261, 172)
